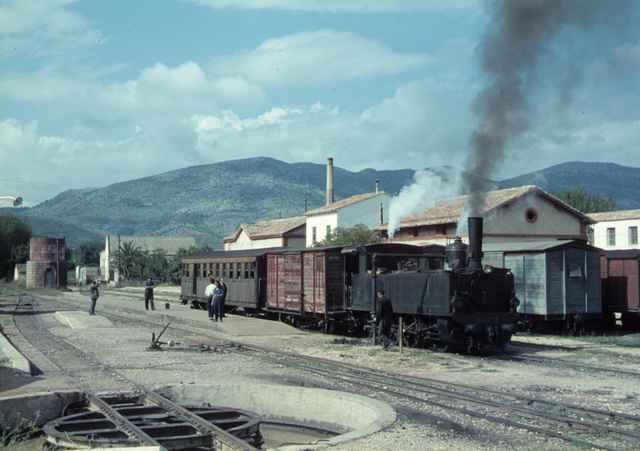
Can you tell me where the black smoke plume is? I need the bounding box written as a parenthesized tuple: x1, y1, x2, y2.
(462, 0, 631, 217)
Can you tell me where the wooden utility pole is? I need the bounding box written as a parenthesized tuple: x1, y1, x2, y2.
(398, 316, 403, 354)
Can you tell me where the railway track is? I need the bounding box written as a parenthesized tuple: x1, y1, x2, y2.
(22, 293, 640, 450)
(10, 296, 258, 451)
(98, 289, 640, 381)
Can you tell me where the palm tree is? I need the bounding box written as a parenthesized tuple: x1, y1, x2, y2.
(114, 242, 142, 280)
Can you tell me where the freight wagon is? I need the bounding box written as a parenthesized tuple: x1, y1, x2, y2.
(601, 250, 640, 329)
(482, 240, 602, 333)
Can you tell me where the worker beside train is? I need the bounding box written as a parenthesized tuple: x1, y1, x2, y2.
(219, 278, 227, 318)
(204, 278, 217, 320)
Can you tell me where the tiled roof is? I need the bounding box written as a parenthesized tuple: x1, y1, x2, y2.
(224, 216, 306, 242)
(379, 185, 591, 230)
(107, 235, 196, 255)
(588, 209, 640, 222)
(305, 192, 388, 216)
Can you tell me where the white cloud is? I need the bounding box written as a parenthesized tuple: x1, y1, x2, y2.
(210, 30, 431, 85)
(0, 62, 265, 117)
(189, 0, 477, 13)
(0, 0, 103, 57)
(189, 80, 467, 169)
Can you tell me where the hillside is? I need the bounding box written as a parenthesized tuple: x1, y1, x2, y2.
(498, 161, 640, 209)
(9, 158, 422, 247)
(5, 158, 638, 248)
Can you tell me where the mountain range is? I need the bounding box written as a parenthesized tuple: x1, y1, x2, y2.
(2, 158, 638, 248)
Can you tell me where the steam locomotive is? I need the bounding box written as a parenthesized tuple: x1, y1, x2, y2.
(346, 217, 519, 352)
(180, 217, 519, 352)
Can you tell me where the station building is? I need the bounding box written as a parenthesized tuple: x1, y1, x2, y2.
(381, 185, 592, 246)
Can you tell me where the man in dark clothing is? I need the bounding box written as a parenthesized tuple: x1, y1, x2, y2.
(219, 278, 227, 318)
(212, 282, 224, 322)
(378, 294, 394, 350)
(89, 280, 99, 315)
(144, 278, 155, 311)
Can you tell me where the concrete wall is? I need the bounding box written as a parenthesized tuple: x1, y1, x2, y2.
(390, 192, 585, 247)
(592, 218, 640, 250)
(484, 192, 583, 239)
(225, 229, 284, 251)
(306, 213, 338, 246)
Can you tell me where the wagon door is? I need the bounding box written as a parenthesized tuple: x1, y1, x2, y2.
(267, 254, 285, 310)
(302, 252, 320, 314)
(565, 249, 587, 314)
(284, 253, 303, 312)
(625, 259, 639, 311)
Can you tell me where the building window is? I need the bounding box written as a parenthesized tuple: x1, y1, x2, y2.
(222, 262, 227, 278)
(244, 262, 249, 279)
(607, 227, 616, 246)
(587, 227, 594, 244)
(326, 225, 331, 238)
(236, 263, 241, 279)
(525, 208, 538, 223)
(630, 226, 638, 245)
(250, 262, 256, 279)
(312, 226, 317, 244)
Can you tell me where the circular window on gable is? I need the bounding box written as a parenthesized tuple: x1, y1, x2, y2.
(525, 208, 538, 223)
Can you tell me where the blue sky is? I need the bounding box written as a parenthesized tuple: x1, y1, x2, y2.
(0, 0, 638, 204)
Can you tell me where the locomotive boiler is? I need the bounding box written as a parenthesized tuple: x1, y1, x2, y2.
(346, 217, 519, 352)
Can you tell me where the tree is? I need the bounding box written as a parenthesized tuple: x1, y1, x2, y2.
(555, 188, 616, 214)
(0, 215, 32, 279)
(113, 241, 142, 280)
(72, 240, 103, 266)
(316, 224, 381, 247)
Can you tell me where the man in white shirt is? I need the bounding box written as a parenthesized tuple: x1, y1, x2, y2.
(204, 278, 217, 320)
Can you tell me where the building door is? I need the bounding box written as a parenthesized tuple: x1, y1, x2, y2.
(45, 267, 56, 288)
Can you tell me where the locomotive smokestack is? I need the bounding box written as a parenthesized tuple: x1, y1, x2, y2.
(467, 216, 483, 271)
(326, 157, 334, 206)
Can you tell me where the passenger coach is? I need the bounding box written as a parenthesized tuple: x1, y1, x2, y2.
(180, 248, 276, 312)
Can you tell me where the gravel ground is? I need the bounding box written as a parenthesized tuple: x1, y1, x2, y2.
(2, 285, 640, 450)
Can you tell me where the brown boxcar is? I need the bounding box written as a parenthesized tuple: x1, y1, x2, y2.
(601, 250, 640, 327)
(266, 247, 345, 320)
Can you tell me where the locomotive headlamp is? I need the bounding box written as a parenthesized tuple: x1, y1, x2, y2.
(483, 265, 494, 274)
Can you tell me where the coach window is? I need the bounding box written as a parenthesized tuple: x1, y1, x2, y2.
(250, 262, 256, 279)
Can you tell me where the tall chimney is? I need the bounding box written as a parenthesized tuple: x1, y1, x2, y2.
(326, 157, 334, 206)
(375, 179, 380, 194)
(467, 217, 483, 271)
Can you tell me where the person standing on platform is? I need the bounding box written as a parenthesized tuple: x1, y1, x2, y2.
(144, 278, 155, 311)
(219, 278, 227, 318)
(212, 281, 224, 322)
(204, 278, 216, 320)
(89, 280, 100, 316)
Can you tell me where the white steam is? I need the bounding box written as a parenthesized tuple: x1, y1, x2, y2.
(387, 169, 460, 238)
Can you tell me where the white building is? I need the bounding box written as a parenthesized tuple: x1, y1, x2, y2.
(380, 185, 592, 246)
(304, 157, 391, 247)
(223, 216, 306, 251)
(305, 192, 391, 246)
(100, 235, 196, 282)
(588, 210, 640, 250)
